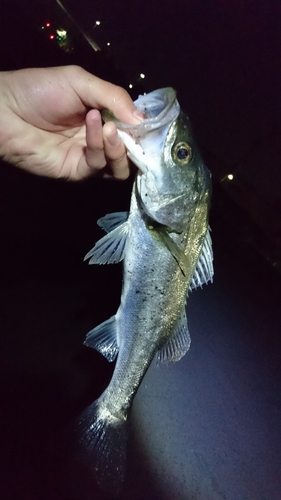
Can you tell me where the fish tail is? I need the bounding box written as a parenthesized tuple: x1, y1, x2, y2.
(78, 399, 128, 495)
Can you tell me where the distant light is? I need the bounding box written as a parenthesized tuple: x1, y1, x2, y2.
(46, 22, 51, 27)
(129, 84, 133, 89)
(95, 20, 101, 25)
(107, 42, 111, 46)
(220, 173, 235, 183)
(140, 73, 145, 79)
(56, 28, 67, 37)
(41, 26, 44, 30)
(49, 35, 55, 40)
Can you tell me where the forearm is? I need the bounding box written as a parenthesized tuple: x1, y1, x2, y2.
(0, 71, 14, 162)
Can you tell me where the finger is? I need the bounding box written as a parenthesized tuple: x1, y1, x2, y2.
(70, 67, 144, 124)
(103, 122, 130, 180)
(85, 109, 106, 173)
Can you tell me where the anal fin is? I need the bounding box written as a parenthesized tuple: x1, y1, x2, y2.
(84, 315, 118, 362)
(155, 307, 191, 365)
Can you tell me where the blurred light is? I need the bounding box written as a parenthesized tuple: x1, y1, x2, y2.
(107, 42, 111, 46)
(50, 35, 55, 40)
(129, 84, 133, 89)
(95, 20, 101, 26)
(46, 22, 51, 27)
(56, 28, 67, 37)
(220, 173, 235, 183)
(140, 73, 145, 79)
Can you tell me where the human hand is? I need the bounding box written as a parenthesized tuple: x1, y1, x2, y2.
(0, 65, 143, 180)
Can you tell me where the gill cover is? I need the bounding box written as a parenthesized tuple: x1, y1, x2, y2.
(102, 88, 210, 233)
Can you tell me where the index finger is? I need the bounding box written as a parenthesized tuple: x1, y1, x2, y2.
(69, 66, 143, 124)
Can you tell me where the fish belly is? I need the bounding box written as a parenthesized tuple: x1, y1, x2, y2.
(99, 210, 188, 420)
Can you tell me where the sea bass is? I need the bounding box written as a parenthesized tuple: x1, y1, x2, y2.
(78, 88, 213, 493)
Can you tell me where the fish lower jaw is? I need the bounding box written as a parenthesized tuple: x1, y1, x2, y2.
(128, 151, 147, 174)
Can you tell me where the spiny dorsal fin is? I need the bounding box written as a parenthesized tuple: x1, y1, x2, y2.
(190, 227, 213, 290)
(83, 315, 118, 362)
(155, 307, 191, 365)
(98, 211, 129, 233)
(84, 220, 129, 265)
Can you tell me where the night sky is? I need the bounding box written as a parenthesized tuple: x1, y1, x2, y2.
(63, 0, 281, 204)
(2, 0, 281, 203)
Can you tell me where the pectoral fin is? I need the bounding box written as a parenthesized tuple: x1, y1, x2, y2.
(84, 315, 118, 362)
(97, 211, 129, 233)
(155, 307, 191, 365)
(84, 220, 129, 265)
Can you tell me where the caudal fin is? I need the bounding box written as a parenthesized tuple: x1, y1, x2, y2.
(78, 400, 128, 495)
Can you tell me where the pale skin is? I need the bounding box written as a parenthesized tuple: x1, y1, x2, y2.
(0, 65, 143, 181)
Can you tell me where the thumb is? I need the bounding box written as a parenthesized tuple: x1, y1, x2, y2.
(69, 66, 143, 124)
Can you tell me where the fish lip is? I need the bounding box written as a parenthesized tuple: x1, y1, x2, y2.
(102, 88, 180, 139)
(127, 151, 147, 175)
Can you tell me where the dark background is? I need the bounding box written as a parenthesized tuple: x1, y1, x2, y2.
(0, 1, 280, 499)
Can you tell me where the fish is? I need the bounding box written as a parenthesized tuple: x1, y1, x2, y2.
(78, 88, 213, 494)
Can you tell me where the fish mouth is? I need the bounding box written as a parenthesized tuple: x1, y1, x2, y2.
(102, 88, 180, 139)
(102, 88, 181, 177)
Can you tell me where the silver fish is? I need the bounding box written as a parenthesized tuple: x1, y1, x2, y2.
(78, 88, 213, 493)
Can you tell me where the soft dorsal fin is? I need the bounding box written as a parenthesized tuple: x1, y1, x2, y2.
(98, 211, 129, 233)
(84, 219, 130, 265)
(83, 315, 118, 362)
(155, 307, 191, 365)
(190, 227, 213, 290)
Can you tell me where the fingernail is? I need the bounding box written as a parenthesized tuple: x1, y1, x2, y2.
(107, 130, 120, 147)
(133, 110, 146, 122)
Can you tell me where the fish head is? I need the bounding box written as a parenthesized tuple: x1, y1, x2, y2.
(102, 88, 211, 233)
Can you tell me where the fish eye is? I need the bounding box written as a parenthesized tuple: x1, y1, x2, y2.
(173, 142, 192, 165)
